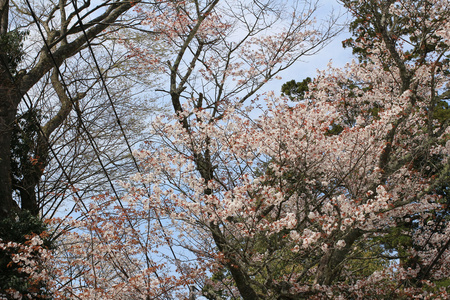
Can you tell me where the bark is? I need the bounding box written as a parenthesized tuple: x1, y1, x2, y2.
(314, 228, 363, 285)
(0, 0, 7, 36)
(0, 67, 21, 218)
(209, 224, 261, 300)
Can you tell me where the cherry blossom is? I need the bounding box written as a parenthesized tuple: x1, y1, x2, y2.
(40, 0, 450, 299)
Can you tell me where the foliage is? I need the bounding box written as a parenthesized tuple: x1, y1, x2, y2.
(281, 77, 311, 100)
(0, 29, 27, 74)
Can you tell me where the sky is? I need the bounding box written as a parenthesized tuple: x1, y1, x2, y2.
(265, 0, 354, 95)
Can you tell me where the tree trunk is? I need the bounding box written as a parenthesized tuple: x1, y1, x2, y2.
(17, 170, 40, 216)
(314, 228, 363, 285)
(0, 0, 7, 36)
(0, 67, 20, 218)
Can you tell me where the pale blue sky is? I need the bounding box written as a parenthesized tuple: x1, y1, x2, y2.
(267, 0, 354, 95)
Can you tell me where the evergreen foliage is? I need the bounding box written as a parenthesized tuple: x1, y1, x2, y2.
(0, 30, 27, 75)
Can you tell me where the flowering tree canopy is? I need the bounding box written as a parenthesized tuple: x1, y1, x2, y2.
(4, 0, 449, 299)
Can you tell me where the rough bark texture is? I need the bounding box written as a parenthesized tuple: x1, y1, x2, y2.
(0, 68, 20, 218)
(0, 0, 7, 36)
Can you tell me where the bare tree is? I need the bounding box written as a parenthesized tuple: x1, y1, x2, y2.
(0, 0, 143, 218)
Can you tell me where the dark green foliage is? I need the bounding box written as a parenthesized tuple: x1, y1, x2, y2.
(0, 30, 28, 75)
(326, 123, 344, 136)
(433, 100, 450, 125)
(0, 210, 53, 299)
(281, 77, 311, 101)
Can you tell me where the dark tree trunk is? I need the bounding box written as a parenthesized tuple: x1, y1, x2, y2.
(0, 0, 7, 36)
(17, 170, 40, 216)
(314, 228, 363, 285)
(0, 67, 20, 218)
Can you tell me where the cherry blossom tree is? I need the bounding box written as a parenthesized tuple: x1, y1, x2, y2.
(49, 0, 341, 298)
(49, 0, 449, 299)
